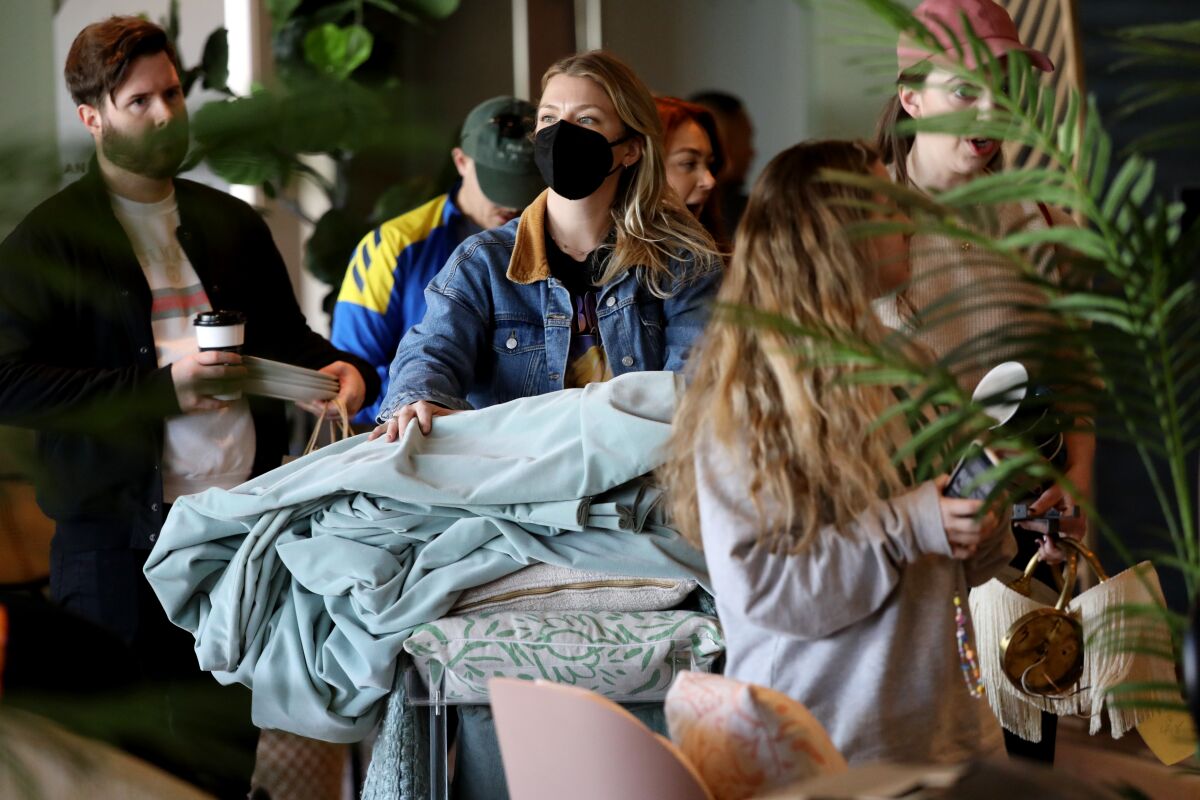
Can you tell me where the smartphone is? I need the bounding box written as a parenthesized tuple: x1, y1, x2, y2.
(944, 446, 1000, 500)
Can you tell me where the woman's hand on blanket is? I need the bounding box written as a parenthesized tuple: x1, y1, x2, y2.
(368, 401, 461, 441)
(934, 475, 1003, 560)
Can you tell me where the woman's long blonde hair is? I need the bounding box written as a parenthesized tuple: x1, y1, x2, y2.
(662, 140, 908, 553)
(541, 51, 719, 295)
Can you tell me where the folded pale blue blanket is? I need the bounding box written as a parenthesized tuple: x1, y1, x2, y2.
(144, 372, 708, 743)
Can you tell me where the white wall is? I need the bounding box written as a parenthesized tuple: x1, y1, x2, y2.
(0, 1, 58, 239)
(597, 0, 913, 184)
(809, 0, 910, 142)
(1, 2, 57, 144)
(600, 0, 812, 187)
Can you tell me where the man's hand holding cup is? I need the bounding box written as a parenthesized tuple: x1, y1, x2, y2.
(171, 350, 246, 412)
(174, 310, 247, 412)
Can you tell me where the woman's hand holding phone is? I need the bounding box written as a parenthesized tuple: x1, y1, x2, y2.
(935, 474, 1004, 559)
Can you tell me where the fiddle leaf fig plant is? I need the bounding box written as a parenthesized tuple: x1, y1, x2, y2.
(191, 0, 460, 290)
(303, 22, 373, 80)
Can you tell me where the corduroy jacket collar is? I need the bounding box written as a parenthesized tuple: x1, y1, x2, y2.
(507, 190, 620, 286)
(506, 189, 552, 285)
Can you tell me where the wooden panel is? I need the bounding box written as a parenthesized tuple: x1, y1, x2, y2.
(1000, 0, 1086, 173)
(525, 0, 577, 92)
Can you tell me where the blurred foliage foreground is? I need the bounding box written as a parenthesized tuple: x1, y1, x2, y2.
(782, 0, 1200, 752)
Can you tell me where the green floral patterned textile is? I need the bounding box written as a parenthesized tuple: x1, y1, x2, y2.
(360, 600, 722, 800)
(404, 610, 724, 702)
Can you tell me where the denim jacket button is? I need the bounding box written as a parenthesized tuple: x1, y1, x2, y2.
(606, 296, 616, 308)
(506, 337, 517, 350)
(621, 355, 634, 367)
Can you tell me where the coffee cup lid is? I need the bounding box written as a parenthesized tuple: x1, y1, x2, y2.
(194, 310, 246, 326)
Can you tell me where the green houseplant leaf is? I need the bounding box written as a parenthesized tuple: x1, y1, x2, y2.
(200, 28, 230, 92)
(303, 23, 373, 81)
(267, 0, 304, 28)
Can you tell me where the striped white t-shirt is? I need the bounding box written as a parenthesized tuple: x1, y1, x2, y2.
(110, 190, 255, 502)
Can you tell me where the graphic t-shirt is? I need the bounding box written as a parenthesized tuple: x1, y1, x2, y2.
(110, 190, 255, 502)
(544, 231, 613, 388)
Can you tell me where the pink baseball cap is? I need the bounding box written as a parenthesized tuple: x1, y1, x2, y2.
(898, 0, 1054, 74)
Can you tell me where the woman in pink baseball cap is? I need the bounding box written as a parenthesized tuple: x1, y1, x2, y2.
(872, 0, 1095, 766)
(879, 0, 1054, 187)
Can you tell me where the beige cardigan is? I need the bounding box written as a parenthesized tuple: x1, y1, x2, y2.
(875, 188, 1073, 392)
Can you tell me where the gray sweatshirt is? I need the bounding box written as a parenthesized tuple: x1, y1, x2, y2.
(696, 443, 1015, 765)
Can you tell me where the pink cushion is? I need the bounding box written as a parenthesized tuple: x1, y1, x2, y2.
(665, 672, 846, 800)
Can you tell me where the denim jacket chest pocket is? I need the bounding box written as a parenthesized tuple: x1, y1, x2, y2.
(634, 294, 665, 332)
(597, 288, 667, 373)
(489, 317, 547, 402)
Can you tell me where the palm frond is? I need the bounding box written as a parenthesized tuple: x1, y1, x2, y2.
(789, 3, 1200, 592)
(772, 4, 1200, 717)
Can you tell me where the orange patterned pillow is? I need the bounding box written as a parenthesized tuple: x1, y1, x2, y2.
(665, 671, 846, 800)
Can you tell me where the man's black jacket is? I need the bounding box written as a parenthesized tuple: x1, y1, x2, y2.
(0, 164, 380, 552)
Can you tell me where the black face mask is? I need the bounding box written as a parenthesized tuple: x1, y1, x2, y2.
(533, 120, 632, 200)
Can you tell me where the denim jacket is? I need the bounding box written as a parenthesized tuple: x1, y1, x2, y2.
(377, 190, 722, 421)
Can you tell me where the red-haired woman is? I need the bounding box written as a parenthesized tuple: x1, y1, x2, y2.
(655, 96, 727, 249)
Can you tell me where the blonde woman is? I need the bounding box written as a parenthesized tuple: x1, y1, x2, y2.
(662, 140, 1013, 765)
(371, 50, 721, 439)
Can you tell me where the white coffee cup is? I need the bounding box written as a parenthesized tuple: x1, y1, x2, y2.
(194, 310, 245, 400)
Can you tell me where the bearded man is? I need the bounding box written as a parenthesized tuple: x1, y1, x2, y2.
(0, 20, 378, 788)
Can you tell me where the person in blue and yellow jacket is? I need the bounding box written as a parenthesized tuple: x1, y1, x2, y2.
(332, 96, 544, 424)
